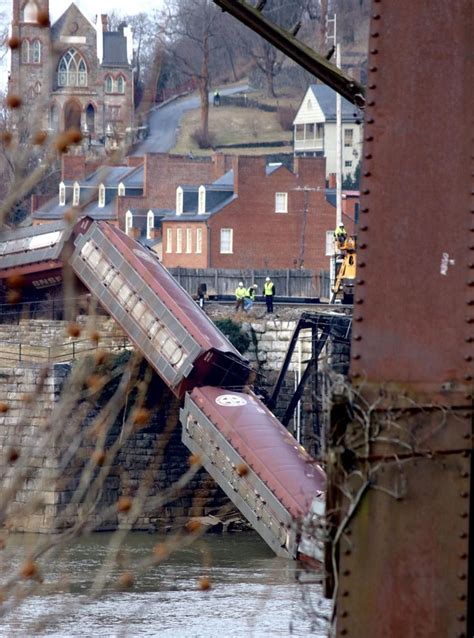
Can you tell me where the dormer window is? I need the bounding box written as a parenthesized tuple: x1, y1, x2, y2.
(72, 181, 80, 206)
(118, 182, 125, 197)
(176, 186, 183, 215)
(98, 184, 105, 208)
(59, 182, 66, 206)
(147, 210, 154, 240)
(125, 210, 133, 236)
(198, 185, 206, 215)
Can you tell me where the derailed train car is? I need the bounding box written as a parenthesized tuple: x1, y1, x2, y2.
(70, 221, 251, 397)
(181, 385, 325, 560)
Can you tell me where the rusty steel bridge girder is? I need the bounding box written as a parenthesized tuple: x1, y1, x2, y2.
(329, 2, 473, 637)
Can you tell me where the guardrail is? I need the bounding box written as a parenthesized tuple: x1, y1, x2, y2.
(0, 335, 131, 365)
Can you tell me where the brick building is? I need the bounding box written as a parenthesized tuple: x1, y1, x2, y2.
(8, 0, 134, 146)
(161, 156, 338, 271)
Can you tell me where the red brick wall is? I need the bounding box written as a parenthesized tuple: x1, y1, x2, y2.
(207, 156, 335, 270)
(161, 221, 208, 269)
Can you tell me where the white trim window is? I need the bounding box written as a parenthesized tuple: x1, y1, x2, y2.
(326, 230, 335, 256)
(105, 75, 113, 93)
(118, 182, 125, 196)
(125, 211, 133, 236)
(176, 186, 183, 215)
(344, 128, 354, 147)
(98, 184, 105, 208)
(59, 182, 66, 206)
(72, 181, 80, 206)
(275, 192, 288, 213)
(186, 228, 192, 253)
(117, 76, 125, 94)
(176, 228, 183, 253)
(32, 39, 41, 63)
(166, 228, 172, 253)
(196, 228, 202, 254)
(58, 49, 87, 87)
(147, 210, 154, 240)
(198, 185, 206, 215)
(220, 228, 233, 254)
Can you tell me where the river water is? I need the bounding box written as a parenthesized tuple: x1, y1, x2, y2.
(1, 532, 330, 638)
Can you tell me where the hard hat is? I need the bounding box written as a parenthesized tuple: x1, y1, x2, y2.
(339, 223, 345, 227)
(253, 284, 258, 289)
(239, 281, 243, 286)
(265, 276, 270, 281)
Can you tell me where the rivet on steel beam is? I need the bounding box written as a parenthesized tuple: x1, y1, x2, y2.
(368, 85, 376, 90)
(458, 593, 467, 601)
(460, 512, 469, 519)
(353, 336, 362, 341)
(359, 243, 367, 249)
(464, 375, 473, 381)
(458, 573, 467, 580)
(465, 356, 473, 361)
(459, 532, 468, 538)
(357, 278, 365, 284)
(342, 590, 349, 596)
(371, 32, 380, 38)
(462, 450, 470, 457)
(340, 629, 348, 636)
(352, 354, 361, 360)
(457, 633, 466, 638)
(467, 300, 474, 305)
(457, 615, 466, 622)
(366, 119, 375, 125)
(370, 49, 378, 55)
(461, 471, 469, 478)
(467, 318, 474, 323)
(365, 135, 374, 142)
(343, 569, 351, 576)
(364, 155, 372, 160)
(344, 549, 352, 556)
(355, 317, 363, 322)
(459, 552, 468, 559)
(372, 14, 381, 19)
(359, 262, 366, 268)
(341, 611, 348, 618)
(356, 299, 364, 304)
(465, 337, 473, 342)
(360, 225, 368, 231)
(362, 190, 370, 196)
(468, 281, 474, 286)
(361, 207, 369, 212)
(463, 433, 470, 439)
(346, 529, 352, 536)
(367, 100, 376, 106)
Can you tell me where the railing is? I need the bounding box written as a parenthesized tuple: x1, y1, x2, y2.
(294, 138, 324, 152)
(0, 335, 131, 365)
(0, 296, 93, 324)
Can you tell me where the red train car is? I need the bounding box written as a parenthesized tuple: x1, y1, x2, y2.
(70, 221, 251, 397)
(181, 385, 325, 559)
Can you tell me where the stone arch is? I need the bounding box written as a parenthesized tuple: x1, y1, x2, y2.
(64, 99, 81, 131)
(85, 103, 95, 133)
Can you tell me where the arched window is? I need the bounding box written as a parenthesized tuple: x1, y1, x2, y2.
(58, 49, 87, 87)
(198, 185, 206, 215)
(72, 181, 80, 206)
(59, 182, 66, 206)
(105, 75, 113, 93)
(125, 211, 133, 236)
(32, 39, 41, 63)
(22, 0, 37, 22)
(21, 40, 30, 63)
(98, 184, 105, 208)
(147, 210, 154, 240)
(118, 182, 125, 197)
(85, 104, 95, 133)
(117, 76, 125, 94)
(49, 104, 59, 131)
(176, 186, 183, 215)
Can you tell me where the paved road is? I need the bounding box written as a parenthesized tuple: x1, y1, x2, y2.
(131, 84, 250, 155)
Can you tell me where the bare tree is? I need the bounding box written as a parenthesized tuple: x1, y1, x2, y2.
(164, 0, 224, 145)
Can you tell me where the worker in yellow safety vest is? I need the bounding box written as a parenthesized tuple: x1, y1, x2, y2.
(264, 277, 275, 313)
(235, 281, 246, 312)
(334, 223, 347, 246)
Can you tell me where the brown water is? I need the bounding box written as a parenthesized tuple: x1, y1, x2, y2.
(1, 532, 330, 637)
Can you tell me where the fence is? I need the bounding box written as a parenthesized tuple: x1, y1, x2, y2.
(0, 335, 131, 365)
(168, 268, 331, 301)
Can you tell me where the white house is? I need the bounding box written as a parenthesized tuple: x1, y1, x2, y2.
(293, 84, 363, 180)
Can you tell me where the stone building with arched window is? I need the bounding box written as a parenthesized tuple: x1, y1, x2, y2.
(9, 0, 134, 149)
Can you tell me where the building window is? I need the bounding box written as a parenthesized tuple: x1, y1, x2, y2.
(196, 228, 202, 254)
(220, 228, 233, 254)
(147, 210, 154, 240)
(21, 40, 29, 63)
(59, 182, 66, 206)
(176, 186, 183, 215)
(125, 211, 133, 236)
(57, 49, 87, 88)
(32, 39, 41, 63)
(72, 181, 80, 206)
(105, 75, 113, 93)
(307, 99, 312, 109)
(275, 192, 288, 213)
(22, 0, 37, 22)
(325, 230, 335, 256)
(344, 160, 353, 168)
(344, 128, 354, 147)
(118, 182, 125, 197)
(186, 228, 192, 253)
(117, 76, 125, 94)
(166, 228, 172, 253)
(176, 228, 183, 253)
(98, 184, 105, 208)
(198, 185, 206, 215)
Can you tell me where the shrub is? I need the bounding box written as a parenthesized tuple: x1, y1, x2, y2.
(213, 318, 250, 354)
(191, 128, 216, 149)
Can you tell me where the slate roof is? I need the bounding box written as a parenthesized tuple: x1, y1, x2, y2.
(102, 31, 130, 67)
(308, 84, 362, 122)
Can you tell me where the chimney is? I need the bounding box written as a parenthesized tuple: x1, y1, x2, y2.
(328, 173, 336, 189)
(101, 14, 108, 32)
(62, 155, 87, 181)
(212, 152, 226, 179)
(232, 155, 266, 196)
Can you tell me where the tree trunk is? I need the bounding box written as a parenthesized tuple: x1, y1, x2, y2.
(199, 31, 210, 141)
